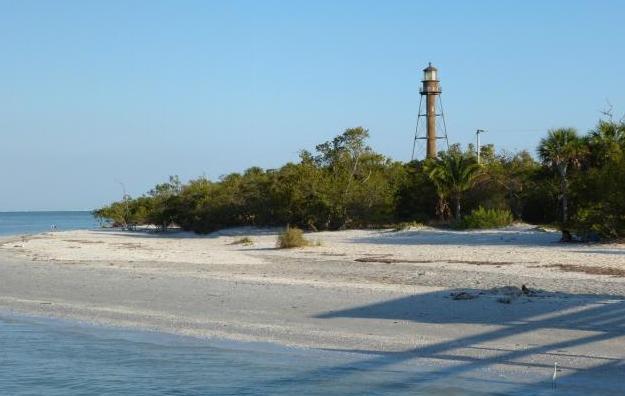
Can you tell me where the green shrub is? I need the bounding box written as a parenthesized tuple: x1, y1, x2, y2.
(230, 237, 254, 245)
(573, 205, 625, 241)
(277, 226, 310, 248)
(391, 221, 425, 232)
(459, 207, 513, 229)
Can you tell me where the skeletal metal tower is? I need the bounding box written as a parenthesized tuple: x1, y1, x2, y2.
(411, 63, 449, 160)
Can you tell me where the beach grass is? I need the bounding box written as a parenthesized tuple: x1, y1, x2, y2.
(230, 237, 254, 246)
(277, 226, 309, 248)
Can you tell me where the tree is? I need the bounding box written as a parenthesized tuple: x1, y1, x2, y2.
(537, 128, 584, 239)
(586, 119, 625, 166)
(425, 151, 481, 221)
(99, 123, 625, 235)
(147, 175, 182, 231)
(571, 119, 625, 239)
(395, 160, 437, 222)
(311, 127, 396, 229)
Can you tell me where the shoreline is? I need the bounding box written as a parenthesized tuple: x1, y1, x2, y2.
(1, 226, 625, 388)
(5, 291, 622, 394)
(1, 311, 573, 396)
(0, 308, 324, 356)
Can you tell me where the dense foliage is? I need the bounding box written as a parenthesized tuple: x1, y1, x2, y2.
(459, 207, 514, 230)
(94, 119, 625, 241)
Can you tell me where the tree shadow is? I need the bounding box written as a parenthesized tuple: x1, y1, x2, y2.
(240, 289, 625, 394)
(89, 226, 281, 239)
(572, 249, 625, 256)
(316, 289, 625, 332)
(349, 228, 563, 247)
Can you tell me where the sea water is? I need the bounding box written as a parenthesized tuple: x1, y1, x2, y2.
(0, 314, 566, 396)
(0, 211, 97, 236)
(0, 213, 617, 395)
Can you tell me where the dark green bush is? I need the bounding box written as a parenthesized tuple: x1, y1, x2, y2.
(94, 119, 625, 238)
(459, 207, 513, 229)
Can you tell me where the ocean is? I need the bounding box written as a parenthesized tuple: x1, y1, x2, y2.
(0, 314, 561, 396)
(0, 212, 612, 395)
(0, 211, 98, 236)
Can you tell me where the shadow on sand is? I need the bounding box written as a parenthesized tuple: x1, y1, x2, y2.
(89, 226, 281, 239)
(571, 249, 625, 256)
(241, 289, 625, 395)
(350, 228, 562, 247)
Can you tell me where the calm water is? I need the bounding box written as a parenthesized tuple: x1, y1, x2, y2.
(0, 314, 563, 396)
(0, 213, 612, 395)
(0, 211, 97, 236)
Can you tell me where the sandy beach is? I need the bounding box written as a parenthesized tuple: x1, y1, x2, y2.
(1, 225, 624, 386)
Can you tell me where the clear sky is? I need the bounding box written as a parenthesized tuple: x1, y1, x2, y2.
(1, 0, 624, 211)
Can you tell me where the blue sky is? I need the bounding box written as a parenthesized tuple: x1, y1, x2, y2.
(1, 0, 624, 210)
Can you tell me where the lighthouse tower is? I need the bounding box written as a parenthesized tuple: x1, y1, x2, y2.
(412, 63, 448, 160)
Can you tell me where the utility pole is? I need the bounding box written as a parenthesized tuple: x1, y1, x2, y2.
(476, 129, 486, 164)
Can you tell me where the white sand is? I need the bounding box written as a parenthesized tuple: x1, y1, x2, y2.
(1, 225, 625, 387)
(7, 225, 625, 286)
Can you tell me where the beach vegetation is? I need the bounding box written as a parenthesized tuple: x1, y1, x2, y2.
(458, 207, 513, 229)
(425, 150, 481, 220)
(537, 128, 584, 240)
(230, 237, 254, 246)
(391, 221, 424, 231)
(145, 176, 182, 231)
(276, 226, 310, 248)
(94, 116, 625, 241)
(569, 119, 625, 240)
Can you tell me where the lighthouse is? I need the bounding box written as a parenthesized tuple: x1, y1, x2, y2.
(420, 63, 442, 159)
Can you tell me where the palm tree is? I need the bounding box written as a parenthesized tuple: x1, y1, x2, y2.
(587, 120, 625, 165)
(426, 152, 481, 221)
(537, 128, 584, 238)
